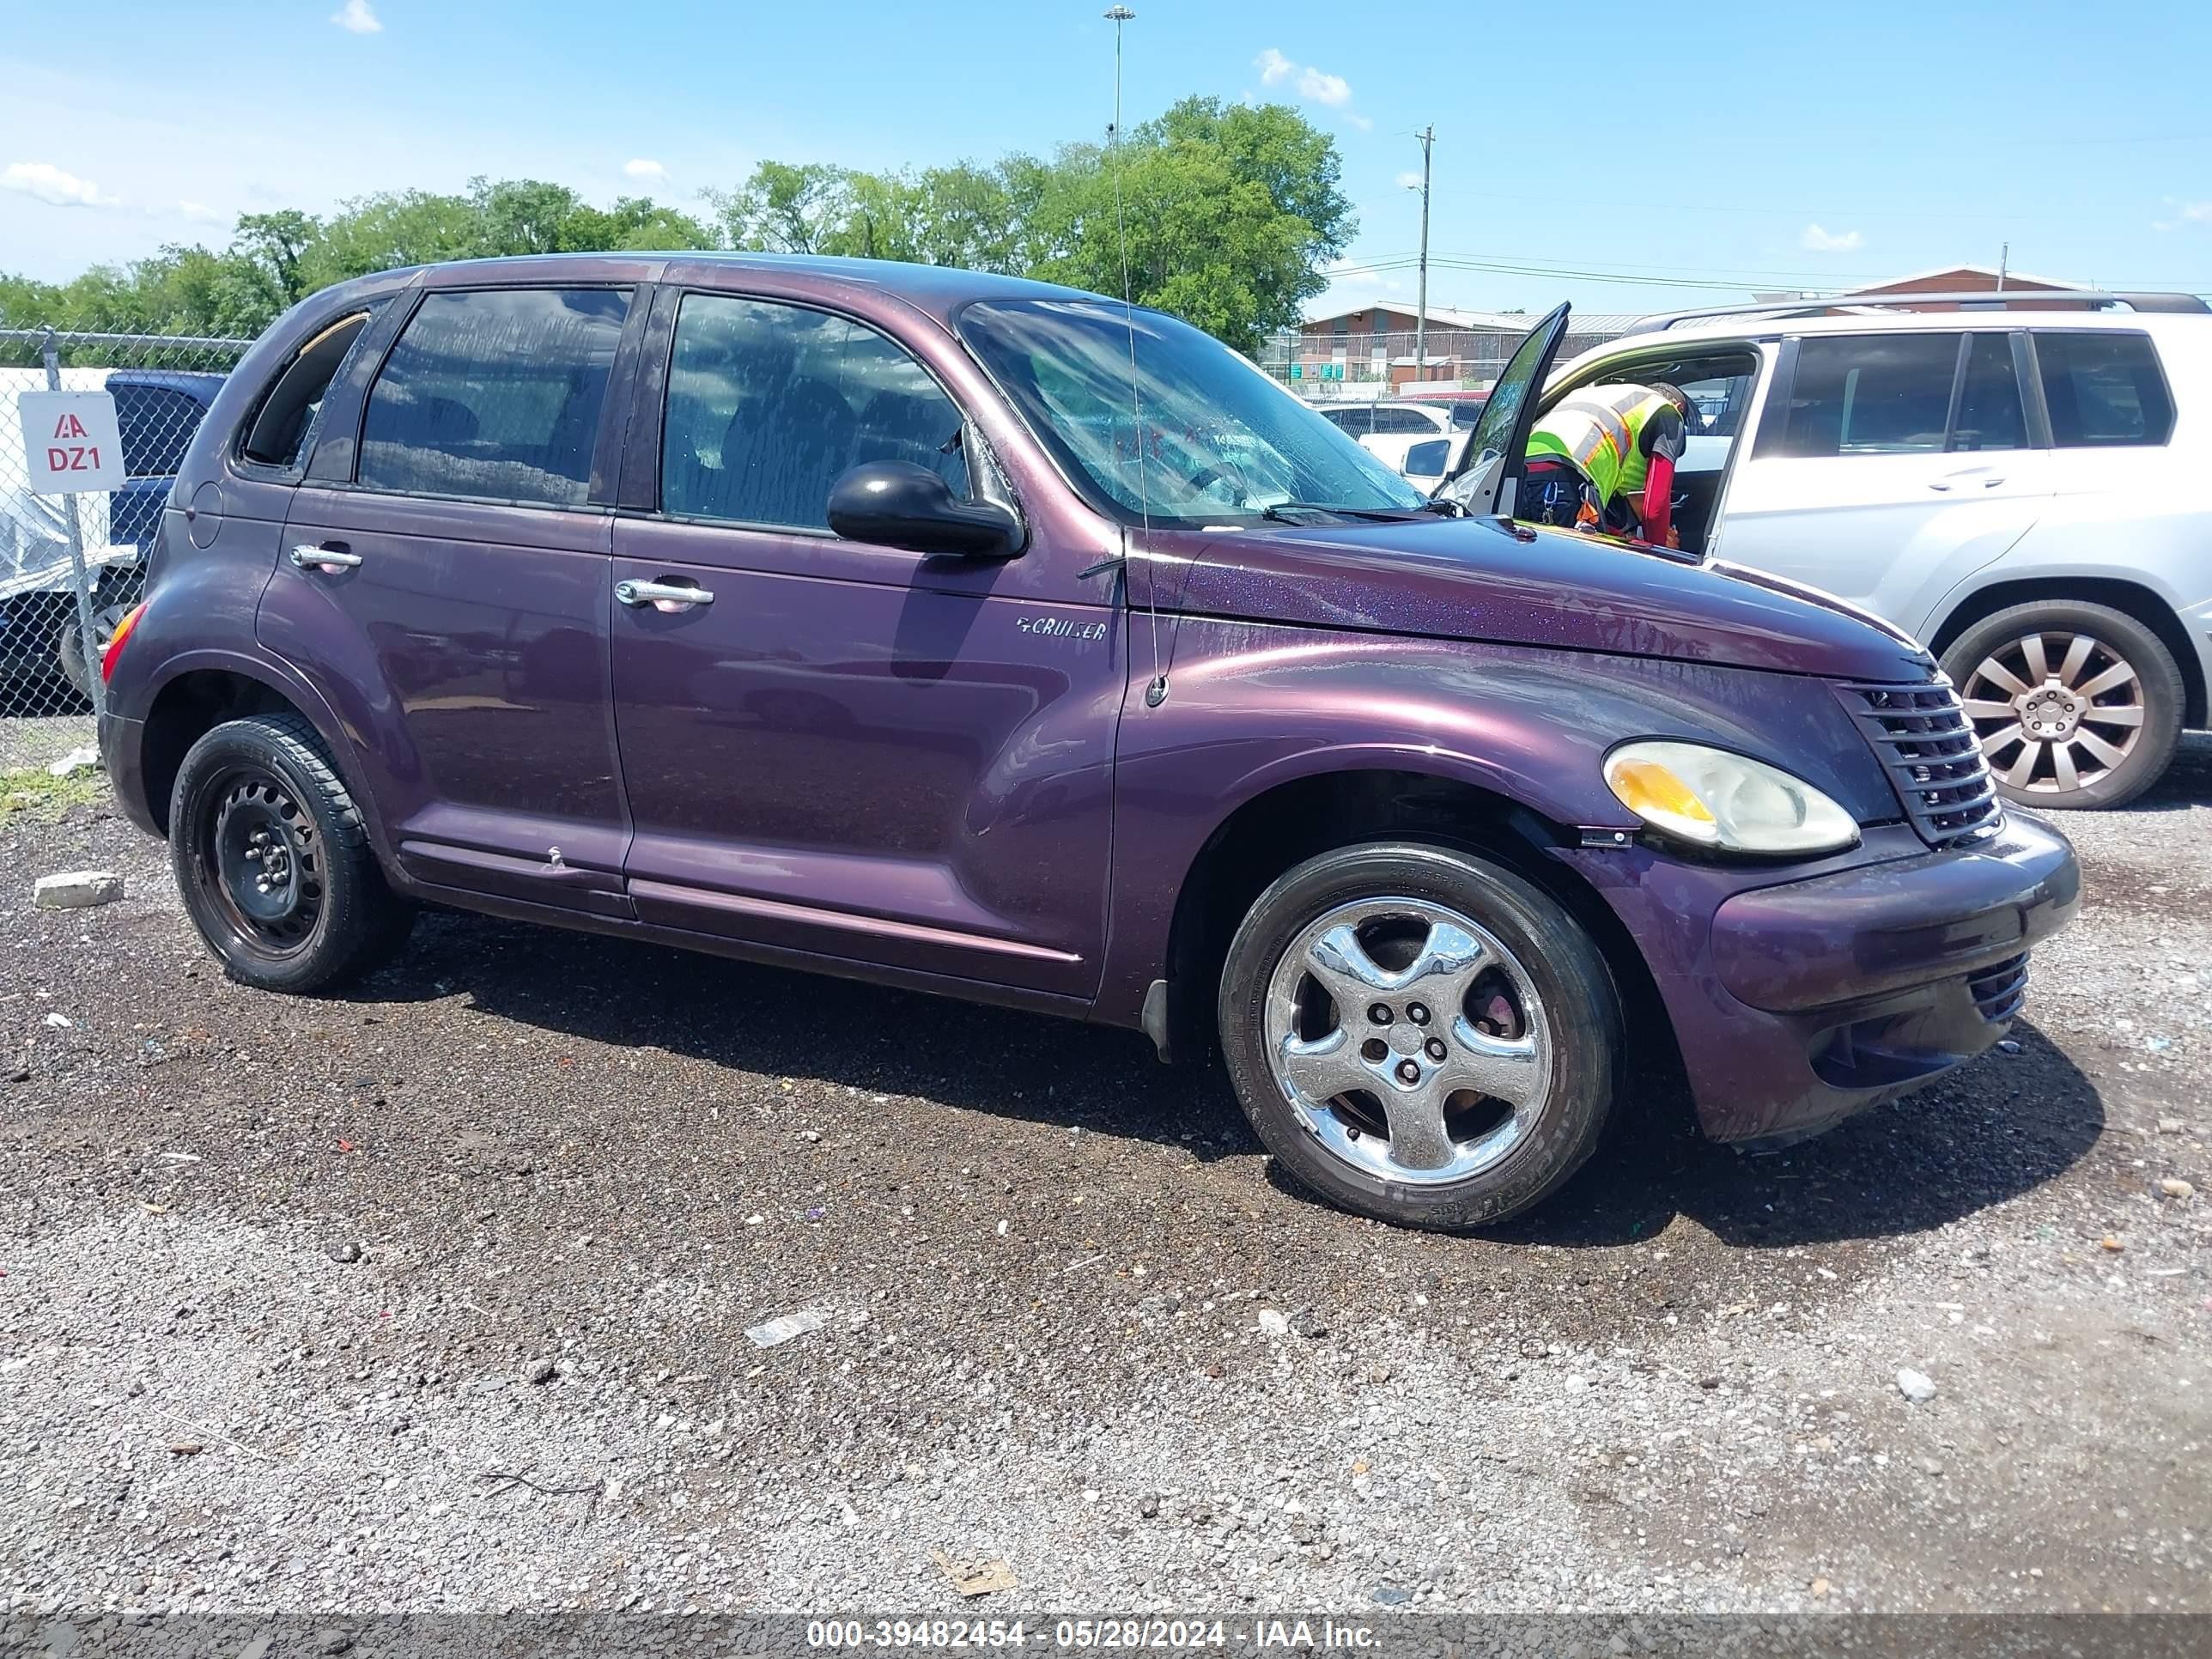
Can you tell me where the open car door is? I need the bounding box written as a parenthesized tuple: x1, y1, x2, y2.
(1433, 302, 1571, 518)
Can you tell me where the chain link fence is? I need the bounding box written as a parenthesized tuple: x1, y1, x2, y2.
(2, 328, 252, 722)
(1257, 320, 1640, 398)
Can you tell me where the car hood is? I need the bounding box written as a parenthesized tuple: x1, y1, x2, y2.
(1166, 514, 1934, 683)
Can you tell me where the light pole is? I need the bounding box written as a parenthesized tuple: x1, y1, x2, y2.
(1412, 125, 1433, 379)
(1105, 6, 1134, 147)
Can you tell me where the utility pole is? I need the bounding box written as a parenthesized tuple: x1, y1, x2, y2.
(1105, 6, 1133, 145)
(1997, 241, 2008, 292)
(1414, 125, 1434, 377)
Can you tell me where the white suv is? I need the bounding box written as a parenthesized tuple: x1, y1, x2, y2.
(1534, 293, 2212, 809)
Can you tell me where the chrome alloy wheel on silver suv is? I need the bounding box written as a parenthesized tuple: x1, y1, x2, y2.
(1218, 842, 1621, 1230)
(1942, 599, 2186, 811)
(1962, 630, 2143, 795)
(1262, 896, 1551, 1185)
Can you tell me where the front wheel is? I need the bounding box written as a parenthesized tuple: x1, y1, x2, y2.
(1943, 600, 2184, 810)
(170, 713, 415, 993)
(1218, 842, 1622, 1231)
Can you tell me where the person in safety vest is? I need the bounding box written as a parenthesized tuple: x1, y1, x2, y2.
(1519, 382, 1693, 544)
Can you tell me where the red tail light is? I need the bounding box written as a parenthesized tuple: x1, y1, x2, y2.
(100, 603, 147, 684)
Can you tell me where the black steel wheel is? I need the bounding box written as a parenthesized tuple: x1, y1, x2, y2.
(171, 713, 414, 992)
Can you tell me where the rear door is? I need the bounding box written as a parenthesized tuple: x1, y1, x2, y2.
(605, 287, 1122, 998)
(1716, 330, 2052, 635)
(264, 284, 641, 916)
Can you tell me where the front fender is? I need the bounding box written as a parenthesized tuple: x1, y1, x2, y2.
(1092, 617, 1892, 1027)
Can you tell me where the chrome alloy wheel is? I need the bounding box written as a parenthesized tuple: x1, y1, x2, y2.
(1961, 630, 2145, 795)
(1261, 896, 1552, 1186)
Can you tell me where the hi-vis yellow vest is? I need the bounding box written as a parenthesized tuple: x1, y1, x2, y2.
(1527, 384, 1674, 506)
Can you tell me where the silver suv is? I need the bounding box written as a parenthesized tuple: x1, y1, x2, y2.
(1541, 290, 2212, 808)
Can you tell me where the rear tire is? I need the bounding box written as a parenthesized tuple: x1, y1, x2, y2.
(169, 713, 414, 993)
(1218, 842, 1621, 1231)
(1942, 599, 2183, 811)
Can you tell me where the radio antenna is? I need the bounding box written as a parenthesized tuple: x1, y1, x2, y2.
(1104, 3, 1166, 708)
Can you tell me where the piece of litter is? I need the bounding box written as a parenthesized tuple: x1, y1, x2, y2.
(931, 1549, 1018, 1597)
(43, 1012, 73, 1029)
(158, 1152, 203, 1164)
(33, 871, 125, 910)
(2159, 1178, 2195, 1200)
(746, 1307, 831, 1349)
(46, 746, 100, 779)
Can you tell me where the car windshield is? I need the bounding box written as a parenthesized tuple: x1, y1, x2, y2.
(959, 297, 1426, 525)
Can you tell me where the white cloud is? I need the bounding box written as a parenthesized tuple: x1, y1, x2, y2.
(3, 161, 119, 209)
(331, 0, 381, 34)
(623, 158, 668, 182)
(176, 199, 227, 224)
(1252, 46, 1359, 121)
(1296, 65, 1351, 106)
(2152, 200, 2212, 232)
(1801, 222, 1863, 252)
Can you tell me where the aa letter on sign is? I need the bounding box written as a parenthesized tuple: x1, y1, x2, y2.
(17, 390, 125, 495)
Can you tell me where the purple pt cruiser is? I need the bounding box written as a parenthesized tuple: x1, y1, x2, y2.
(97, 254, 2081, 1229)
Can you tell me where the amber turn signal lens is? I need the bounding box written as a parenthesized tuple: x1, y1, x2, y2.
(1605, 757, 1717, 828)
(100, 602, 147, 684)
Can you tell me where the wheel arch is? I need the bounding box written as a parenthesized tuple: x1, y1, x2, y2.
(1150, 765, 1681, 1095)
(139, 656, 374, 842)
(1928, 575, 2206, 729)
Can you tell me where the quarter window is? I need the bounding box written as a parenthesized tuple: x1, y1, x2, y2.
(660, 295, 968, 531)
(1769, 334, 1961, 458)
(359, 288, 631, 507)
(2033, 331, 2174, 447)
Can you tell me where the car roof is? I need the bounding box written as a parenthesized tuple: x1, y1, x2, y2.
(403, 251, 1118, 323)
(1611, 307, 2209, 348)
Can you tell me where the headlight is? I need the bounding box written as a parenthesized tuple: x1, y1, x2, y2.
(1603, 740, 1860, 857)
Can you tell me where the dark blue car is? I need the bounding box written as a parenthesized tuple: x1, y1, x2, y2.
(2, 368, 225, 706)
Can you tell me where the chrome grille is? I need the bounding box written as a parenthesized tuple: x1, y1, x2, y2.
(1968, 952, 2030, 1024)
(1838, 679, 2005, 849)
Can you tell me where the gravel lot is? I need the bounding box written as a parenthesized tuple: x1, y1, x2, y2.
(3, 722, 2208, 1618)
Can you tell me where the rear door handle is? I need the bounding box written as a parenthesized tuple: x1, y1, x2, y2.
(290, 543, 362, 571)
(1929, 473, 2005, 492)
(616, 578, 714, 611)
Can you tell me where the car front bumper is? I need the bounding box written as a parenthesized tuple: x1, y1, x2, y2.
(1555, 811, 2081, 1145)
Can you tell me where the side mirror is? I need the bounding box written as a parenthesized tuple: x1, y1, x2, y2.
(826, 461, 1024, 560)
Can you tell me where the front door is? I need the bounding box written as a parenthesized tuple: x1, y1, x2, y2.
(1717, 330, 2051, 637)
(262, 284, 638, 916)
(608, 289, 1121, 998)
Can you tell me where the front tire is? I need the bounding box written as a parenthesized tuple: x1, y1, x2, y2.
(170, 713, 414, 993)
(1943, 600, 2183, 810)
(1218, 842, 1622, 1231)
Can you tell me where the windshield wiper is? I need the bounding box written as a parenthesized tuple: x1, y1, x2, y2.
(1260, 501, 1436, 524)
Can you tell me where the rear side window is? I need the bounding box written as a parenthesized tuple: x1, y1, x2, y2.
(2033, 331, 2174, 447)
(113, 385, 207, 477)
(659, 294, 968, 531)
(1320, 406, 1373, 435)
(359, 288, 631, 507)
(1369, 407, 1437, 434)
(1768, 334, 1960, 457)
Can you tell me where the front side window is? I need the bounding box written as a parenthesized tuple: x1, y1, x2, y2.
(660, 295, 968, 531)
(959, 299, 1425, 524)
(359, 288, 631, 507)
(2034, 331, 2174, 447)
(1769, 333, 1961, 458)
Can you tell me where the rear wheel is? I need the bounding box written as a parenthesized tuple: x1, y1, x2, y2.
(1943, 600, 2183, 810)
(170, 713, 414, 992)
(1218, 842, 1621, 1231)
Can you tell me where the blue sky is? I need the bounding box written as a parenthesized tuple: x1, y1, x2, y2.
(3, 0, 2208, 318)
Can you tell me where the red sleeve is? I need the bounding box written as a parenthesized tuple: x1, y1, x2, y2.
(1641, 450, 1675, 546)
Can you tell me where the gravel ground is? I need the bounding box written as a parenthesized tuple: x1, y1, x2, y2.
(3, 735, 2208, 1619)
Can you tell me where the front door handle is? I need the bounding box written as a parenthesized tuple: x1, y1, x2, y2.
(1929, 472, 2005, 493)
(290, 543, 362, 572)
(616, 578, 714, 611)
